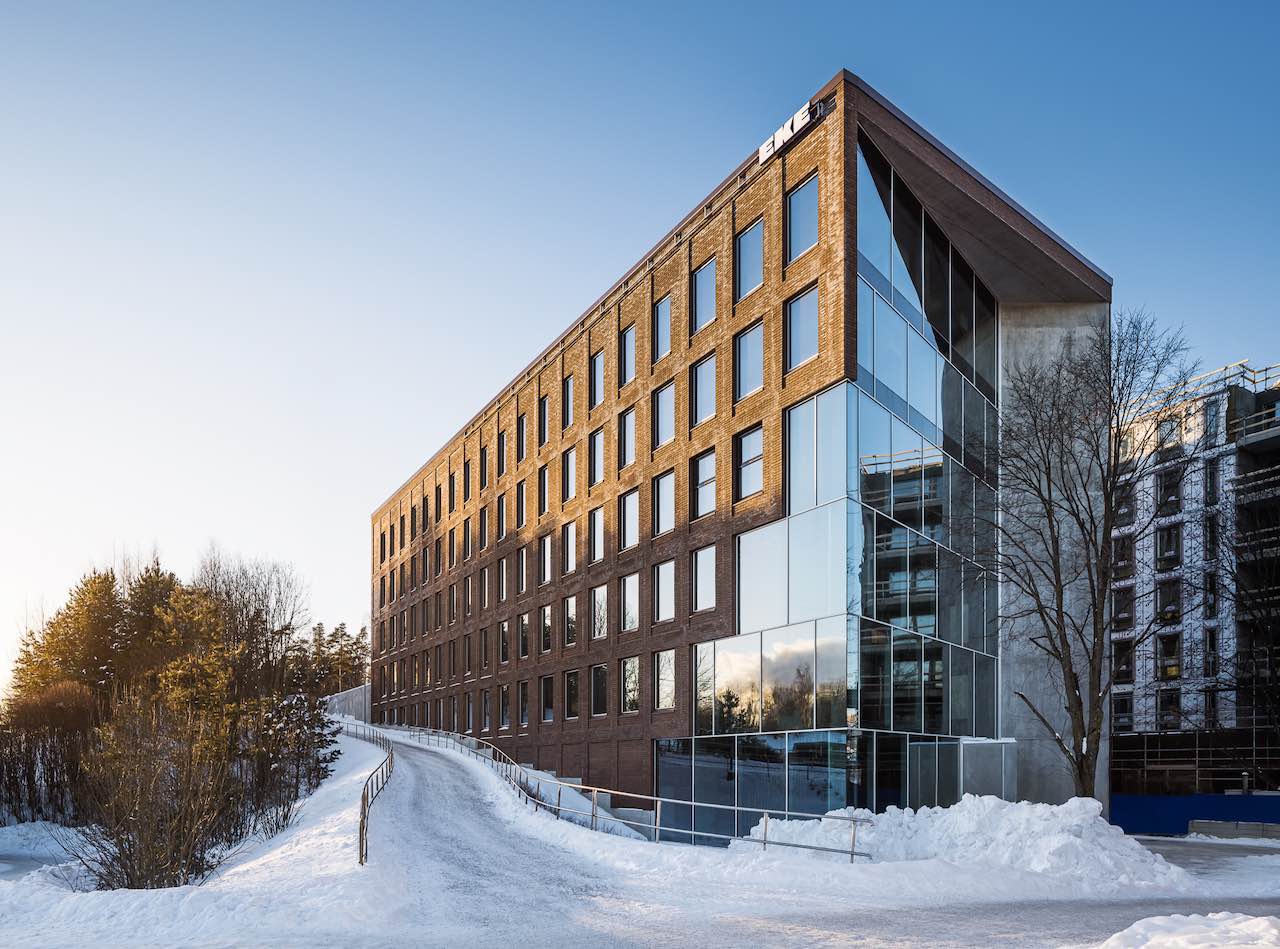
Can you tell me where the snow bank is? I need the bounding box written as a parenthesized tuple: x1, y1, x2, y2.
(517, 765, 645, 840)
(1098, 912, 1280, 947)
(732, 794, 1190, 892)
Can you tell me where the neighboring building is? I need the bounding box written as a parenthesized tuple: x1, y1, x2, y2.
(370, 69, 1111, 832)
(1111, 361, 1280, 821)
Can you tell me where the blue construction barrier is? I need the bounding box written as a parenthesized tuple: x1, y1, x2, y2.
(1111, 792, 1280, 835)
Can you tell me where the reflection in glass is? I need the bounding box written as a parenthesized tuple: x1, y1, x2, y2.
(951, 253, 975, 380)
(942, 361, 964, 462)
(860, 620, 890, 729)
(785, 286, 819, 371)
(714, 632, 761, 733)
(738, 520, 787, 634)
(692, 258, 717, 334)
(937, 739, 960, 807)
(844, 385, 861, 501)
(963, 562, 985, 652)
(856, 507, 875, 618)
(924, 636, 948, 734)
(856, 137, 893, 282)
(856, 278, 875, 391)
(892, 629, 922, 733)
(845, 615, 860, 727)
(875, 514, 907, 625)
(974, 278, 997, 403)
(693, 737, 735, 845)
(875, 303, 908, 420)
(789, 502, 845, 624)
(921, 444, 947, 546)
(892, 417, 923, 530)
(908, 327, 940, 446)
(694, 642, 714, 735)
(816, 385, 847, 506)
(964, 379, 984, 479)
(787, 398, 816, 514)
(656, 738, 693, 843)
(762, 623, 815, 731)
(875, 731, 906, 811)
(859, 395, 892, 513)
(951, 646, 974, 736)
(787, 731, 847, 816)
(909, 738, 938, 809)
(910, 537, 937, 638)
(736, 734, 786, 836)
(975, 653, 997, 738)
(815, 615, 846, 729)
(923, 213, 950, 355)
(735, 219, 763, 302)
(891, 173, 924, 326)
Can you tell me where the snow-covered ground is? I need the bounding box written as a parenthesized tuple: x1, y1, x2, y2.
(1099, 912, 1280, 947)
(0, 726, 1277, 948)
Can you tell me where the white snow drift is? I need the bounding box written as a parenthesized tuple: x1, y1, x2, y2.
(1098, 912, 1280, 947)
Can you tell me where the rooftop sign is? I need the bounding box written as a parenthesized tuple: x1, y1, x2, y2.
(758, 102, 814, 164)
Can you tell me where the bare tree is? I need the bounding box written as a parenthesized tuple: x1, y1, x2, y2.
(996, 309, 1204, 798)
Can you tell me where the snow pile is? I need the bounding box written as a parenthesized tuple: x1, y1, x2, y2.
(734, 794, 1190, 892)
(1098, 912, 1280, 947)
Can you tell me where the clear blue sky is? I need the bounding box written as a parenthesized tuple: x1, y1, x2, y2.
(1, 1, 1276, 689)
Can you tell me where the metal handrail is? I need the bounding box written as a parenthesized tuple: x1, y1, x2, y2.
(342, 722, 394, 865)
(389, 725, 872, 863)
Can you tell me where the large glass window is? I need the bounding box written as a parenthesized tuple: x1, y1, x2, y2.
(692, 258, 716, 334)
(734, 322, 763, 401)
(714, 632, 760, 733)
(563, 595, 577, 646)
(620, 656, 640, 713)
(891, 171, 924, 325)
(620, 572, 639, 631)
(691, 449, 716, 519)
(654, 649, 676, 710)
(737, 733, 786, 836)
(735, 219, 763, 301)
(656, 738, 693, 843)
(691, 354, 716, 426)
(653, 559, 675, 623)
(857, 135, 893, 281)
(892, 629, 923, 733)
(788, 731, 847, 817)
(736, 424, 764, 499)
(653, 381, 675, 448)
(562, 520, 576, 574)
(785, 286, 819, 371)
(693, 736, 735, 845)
(923, 214, 950, 355)
(859, 387, 892, 513)
(786, 175, 818, 264)
(815, 615, 845, 729)
(591, 583, 608, 639)
(653, 470, 675, 535)
(619, 489, 639, 549)
(653, 295, 671, 363)
(737, 519, 787, 634)
(692, 544, 716, 612)
(860, 620, 890, 730)
(541, 675, 553, 722)
(762, 622, 815, 731)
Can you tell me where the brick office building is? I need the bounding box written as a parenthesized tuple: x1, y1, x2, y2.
(370, 69, 1111, 828)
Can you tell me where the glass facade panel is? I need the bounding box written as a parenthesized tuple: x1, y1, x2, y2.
(892, 629, 922, 733)
(860, 620, 890, 730)
(815, 615, 846, 729)
(714, 632, 761, 734)
(737, 520, 787, 634)
(692, 355, 715, 426)
(787, 731, 847, 816)
(923, 635, 948, 734)
(857, 137, 893, 281)
(875, 731, 907, 811)
(950, 645, 974, 736)
(761, 622, 815, 732)
(694, 642, 714, 735)
(909, 738, 938, 809)
(859, 395, 892, 513)
(655, 738, 693, 843)
(788, 502, 845, 624)
(736, 733, 786, 836)
(787, 397, 816, 514)
(875, 303, 908, 419)
(693, 737, 735, 845)
(817, 385, 849, 505)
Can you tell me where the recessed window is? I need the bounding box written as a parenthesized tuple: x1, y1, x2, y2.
(620, 572, 639, 631)
(518, 613, 530, 657)
(563, 595, 577, 646)
(588, 506, 604, 563)
(653, 381, 675, 448)
(562, 374, 575, 429)
(497, 494, 507, 539)
(538, 465, 549, 516)
(589, 351, 605, 409)
(785, 286, 819, 371)
(619, 407, 636, 469)
(692, 258, 716, 334)
(540, 604, 552, 653)
(653, 295, 671, 363)
(619, 489, 639, 549)
(497, 430, 507, 477)
(620, 656, 640, 713)
(589, 428, 605, 486)
(540, 676, 553, 722)
(734, 323, 763, 401)
(591, 583, 608, 639)
(654, 649, 676, 710)
(691, 449, 716, 519)
(516, 480, 526, 527)
(518, 680, 529, 726)
(653, 560, 675, 623)
(691, 354, 716, 427)
(562, 520, 577, 574)
(735, 218, 763, 301)
(653, 470, 675, 536)
(565, 670, 580, 719)
(590, 664, 608, 716)
(561, 446, 576, 502)
(692, 544, 716, 611)
(736, 425, 764, 499)
(516, 415, 527, 462)
(479, 446, 488, 489)
(539, 534, 552, 585)
(786, 174, 818, 263)
(620, 325, 636, 386)
(463, 461, 472, 501)
(516, 546, 527, 594)
(538, 395, 549, 447)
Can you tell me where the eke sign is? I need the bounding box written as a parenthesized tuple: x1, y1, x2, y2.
(758, 103, 814, 164)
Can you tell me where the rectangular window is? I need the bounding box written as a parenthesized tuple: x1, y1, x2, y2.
(540, 604, 552, 653)
(692, 544, 716, 612)
(562, 520, 576, 574)
(479, 506, 488, 549)
(1157, 468, 1182, 516)
(562, 446, 576, 501)
(449, 473, 456, 512)
(462, 519, 472, 560)
(620, 573, 639, 631)
(653, 381, 675, 448)
(1156, 523, 1182, 570)
(497, 493, 507, 538)
(653, 295, 671, 363)
(482, 690, 491, 731)
(516, 480, 526, 527)
(691, 449, 715, 518)
(1204, 458, 1219, 505)
(588, 507, 604, 562)
(620, 325, 636, 386)
(497, 557, 508, 601)
(619, 489, 639, 549)
(538, 465, 549, 515)
(563, 595, 577, 646)
(562, 374, 575, 429)
(463, 460, 472, 501)
(619, 407, 636, 468)
(516, 414, 527, 461)
(499, 620, 510, 664)
(653, 470, 675, 536)
(539, 534, 552, 585)
(538, 395, 549, 446)
(654, 649, 676, 710)
(518, 613, 530, 657)
(480, 567, 490, 608)
(591, 583, 608, 640)
(653, 560, 675, 623)
(518, 680, 529, 726)
(735, 218, 763, 301)
(497, 430, 507, 476)
(734, 323, 763, 400)
(565, 670, 580, 719)
(691, 257, 716, 334)
(620, 656, 640, 713)
(516, 546, 527, 594)
(591, 664, 607, 716)
(736, 425, 764, 499)
(479, 446, 488, 489)
(1203, 400, 1219, 444)
(1203, 514, 1219, 560)
(448, 528, 456, 568)
(786, 174, 818, 263)
(785, 285, 819, 371)
(588, 428, 605, 486)
(589, 351, 605, 409)
(691, 354, 716, 426)
(500, 683, 510, 727)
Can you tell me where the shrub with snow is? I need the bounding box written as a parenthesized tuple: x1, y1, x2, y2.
(733, 794, 1190, 891)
